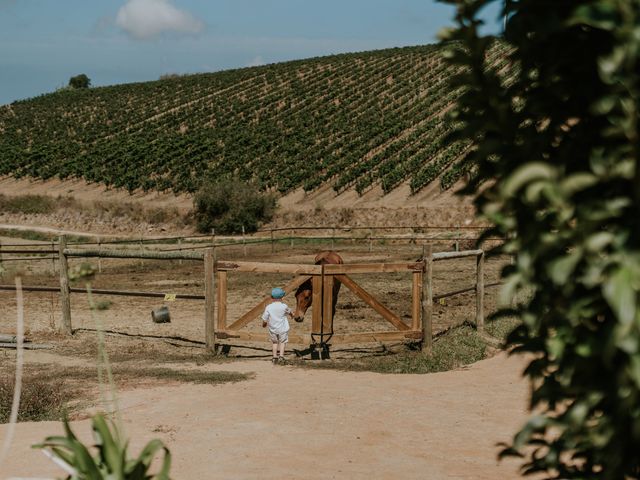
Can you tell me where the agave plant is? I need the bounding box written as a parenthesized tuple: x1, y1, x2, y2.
(34, 413, 171, 480)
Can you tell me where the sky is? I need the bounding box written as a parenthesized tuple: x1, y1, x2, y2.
(0, 0, 502, 105)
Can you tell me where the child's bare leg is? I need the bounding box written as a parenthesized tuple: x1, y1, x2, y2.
(278, 341, 285, 357)
(272, 343, 278, 358)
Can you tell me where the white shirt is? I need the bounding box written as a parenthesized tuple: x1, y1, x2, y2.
(262, 301, 291, 334)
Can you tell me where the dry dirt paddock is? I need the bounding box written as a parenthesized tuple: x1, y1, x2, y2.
(0, 241, 533, 479)
(0, 241, 505, 347)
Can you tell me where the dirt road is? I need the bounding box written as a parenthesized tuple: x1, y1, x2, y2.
(1, 352, 530, 479)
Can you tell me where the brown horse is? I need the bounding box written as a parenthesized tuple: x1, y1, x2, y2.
(293, 251, 343, 323)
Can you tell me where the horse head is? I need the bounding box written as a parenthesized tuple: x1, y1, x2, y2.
(293, 280, 312, 322)
(292, 251, 343, 323)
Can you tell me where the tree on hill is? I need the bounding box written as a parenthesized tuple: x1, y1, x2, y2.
(443, 0, 640, 477)
(68, 74, 91, 89)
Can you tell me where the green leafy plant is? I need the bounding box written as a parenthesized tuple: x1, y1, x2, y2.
(193, 178, 276, 234)
(33, 414, 171, 480)
(441, 0, 640, 478)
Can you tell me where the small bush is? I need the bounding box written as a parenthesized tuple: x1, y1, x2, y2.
(91, 300, 113, 311)
(0, 194, 55, 214)
(0, 375, 68, 423)
(193, 178, 277, 234)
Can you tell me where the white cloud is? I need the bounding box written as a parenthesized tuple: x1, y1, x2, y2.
(116, 0, 204, 40)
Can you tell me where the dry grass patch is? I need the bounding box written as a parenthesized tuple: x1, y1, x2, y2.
(293, 317, 519, 374)
(0, 361, 250, 424)
(0, 371, 71, 423)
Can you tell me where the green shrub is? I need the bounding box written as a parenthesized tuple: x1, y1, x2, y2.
(193, 178, 277, 234)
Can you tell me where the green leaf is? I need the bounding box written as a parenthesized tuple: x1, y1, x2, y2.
(570, 3, 618, 31)
(546, 336, 565, 361)
(629, 356, 640, 389)
(501, 163, 556, 197)
(67, 439, 101, 477)
(547, 249, 583, 285)
(499, 272, 521, 307)
(584, 232, 614, 252)
(603, 266, 637, 326)
(92, 414, 125, 476)
(137, 438, 165, 464)
(560, 172, 597, 195)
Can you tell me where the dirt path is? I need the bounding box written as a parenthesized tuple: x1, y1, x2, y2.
(0, 222, 121, 239)
(1, 353, 531, 479)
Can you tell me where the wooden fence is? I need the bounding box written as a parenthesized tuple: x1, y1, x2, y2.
(0, 235, 490, 355)
(0, 224, 499, 261)
(204, 245, 487, 353)
(212, 260, 426, 348)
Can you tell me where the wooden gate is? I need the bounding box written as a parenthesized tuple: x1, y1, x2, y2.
(212, 260, 425, 346)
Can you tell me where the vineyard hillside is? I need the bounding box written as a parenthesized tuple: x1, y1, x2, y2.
(0, 41, 511, 202)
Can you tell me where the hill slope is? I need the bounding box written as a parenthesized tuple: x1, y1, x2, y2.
(0, 41, 510, 198)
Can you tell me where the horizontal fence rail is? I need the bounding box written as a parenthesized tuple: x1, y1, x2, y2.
(432, 249, 484, 261)
(0, 284, 204, 300)
(0, 256, 57, 262)
(63, 248, 204, 261)
(434, 282, 501, 301)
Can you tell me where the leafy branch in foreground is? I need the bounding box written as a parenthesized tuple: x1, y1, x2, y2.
(441, 0, 640, 478)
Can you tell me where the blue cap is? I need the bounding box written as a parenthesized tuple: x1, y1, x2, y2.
(271, 287, 286, 299)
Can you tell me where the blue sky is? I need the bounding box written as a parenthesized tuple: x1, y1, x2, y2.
(0, 0, 502, 105)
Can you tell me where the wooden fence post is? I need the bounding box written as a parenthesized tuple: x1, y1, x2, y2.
(270, 229, 275, 254)
(421, 244, 433, 353)
(311, 273, 323, 337)
(476, 250, 485, 332)
(412, 270, 421, 331)
(322, 270, 334, 339)
(97, 237, 102, 273)
(290, 229, 294, 248)
(58, 235, 72, 335)
(177, 238, 183, 266)
(204, 248, 216, 353)
(242, 226, 247, 257)
(216, 269, 228, 335)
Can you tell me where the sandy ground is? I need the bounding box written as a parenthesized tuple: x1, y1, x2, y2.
(0, 352, 531, 480)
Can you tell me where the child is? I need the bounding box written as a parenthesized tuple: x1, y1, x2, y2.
(262, 287, 292, 364)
